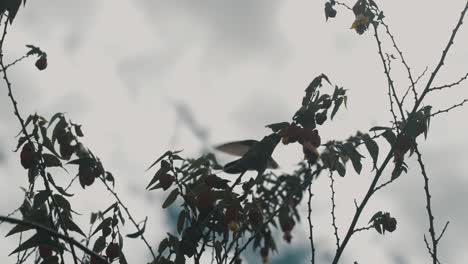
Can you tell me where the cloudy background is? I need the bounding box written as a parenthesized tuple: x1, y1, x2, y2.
(0, 0, 467, 263)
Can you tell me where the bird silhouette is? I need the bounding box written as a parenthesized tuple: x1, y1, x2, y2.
(215, 133, 281, 176)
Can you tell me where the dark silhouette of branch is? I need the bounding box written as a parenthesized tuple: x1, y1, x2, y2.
(383, 53, 400, 126)
(329, 171, 340, 252)
(410, 1, 468, 114)
(374, 24, 406, 123)
(0, 54, 31, 73)
(373, 177, 397, 193)
(1, 19, 80, 264)
(402, 67, 428, 105)
(382, 21, 418, 102)
(335, 1, 352, 11)
(352, 225, 373, 234)
(415, 147, 444, 264)
(99, 179, 158, 261)
(0, 216, 109, 264)
(333, 4, 468, 262)
(429, 72, 468, 92)
(437, 221, 450, 243)
(308, 182, 316, 264)
(431, 98, 468, 117)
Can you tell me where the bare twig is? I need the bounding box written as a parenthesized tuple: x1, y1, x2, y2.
(373, 177, 397, 193)
(415, 147, 439, 264)
(430, 98, 468, 117)
(436, 221, 450, 243)
(352, 225, 373, 234)
(429, 72, 468, 92)
(374, 24, 406, 123)
(329, 171, 340, 252)
(0, 54, 31, 73)
(402, 67, 428, 105)
(1, 20, 79, 264)
(335, 1, 353, 11)
(308, 183, 316, 264)
(332, 4, 468, 262)
(382, 21, 418, 102)
(411, 1, 468, 113)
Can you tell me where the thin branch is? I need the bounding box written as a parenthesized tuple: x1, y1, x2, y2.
(1, 20, 79, 264)
(436, 221, 450, 243)
(430, 98, 468, 117)
(415, 147, 439, 264)
(429, 72, 468, 92)
(329, 171, 340, 252)
(384, 53, 400, 127)
(335, 1, 353, 11)
(402, 67, 428, 105)
(99, 179, 157, 260)
(0, 54, 31, 73)
(374, 24, 406, 123)
(352, 225, 373, 234)
(0, 216, 109, 264)
(411, 1, 468, 114)
(373, 177, 397, 193)
(382, 21, 418, 102)
(333, 4, 468, 262)
(308, 181, 316, 264)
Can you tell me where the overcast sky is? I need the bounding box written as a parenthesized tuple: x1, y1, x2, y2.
(1, 0, 468, 263)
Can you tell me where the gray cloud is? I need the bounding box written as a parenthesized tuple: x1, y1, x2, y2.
(17, 0, 99, 53)
(133, 0, 287, 65)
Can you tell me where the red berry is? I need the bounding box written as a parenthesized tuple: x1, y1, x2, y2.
(281, 218, 295, 242)
(106, 242, 119, 261)
(300, 128, 321, 147)
(225, 206, 239, 224)
(196, 191, 215, 209)
(20, 142, 36, 169)
(283, 231, 293, 243)
(248, 207, 262, 226)
(384, 217, 397, 232)
(260, 247, 269, 263)
(39, 245, 53, 258)
(90, 255, 107, 264)
(280, 124, 302, 144)
(225, 206, 239, 232)
(35, 54, 47, 70)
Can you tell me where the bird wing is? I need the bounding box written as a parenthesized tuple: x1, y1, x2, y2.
(267, 157, 280, 169)
(214, 140, 257, 157)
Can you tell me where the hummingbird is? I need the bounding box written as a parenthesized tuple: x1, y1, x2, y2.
(215, 133, 281, 176)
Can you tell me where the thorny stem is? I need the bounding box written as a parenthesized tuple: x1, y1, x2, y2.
(415, 147, 446, 264)
(429, 72, 468, 92)
(411, 1, 468, 114)
(374, 24, 406, 124)
(401, 67, 428, 105)
(329, 171, 340, 253)
(332, 3, 468, 263)
(430, 99, 468, 117)
(381, 21, 419, 102)
(99, 179, 158, 261)
(307, 179, 316, 264)
(1, 18, 80, 264)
